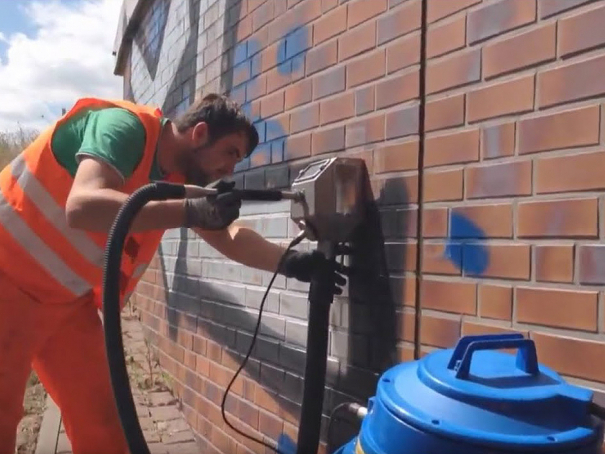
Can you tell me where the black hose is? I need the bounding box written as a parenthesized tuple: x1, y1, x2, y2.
(296, 241, 337, 454)
(102, 182, 186, 454)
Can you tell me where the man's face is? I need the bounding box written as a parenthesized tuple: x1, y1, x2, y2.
(181, 123, 248, 186)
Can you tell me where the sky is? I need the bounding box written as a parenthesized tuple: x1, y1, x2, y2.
(0, 0, 124, 132)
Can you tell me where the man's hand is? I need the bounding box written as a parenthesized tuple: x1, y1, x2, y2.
(184, 181, 241, 230)
(279, 249, 348, 295)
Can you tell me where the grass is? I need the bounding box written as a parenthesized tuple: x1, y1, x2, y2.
(0, 127, 39, 168)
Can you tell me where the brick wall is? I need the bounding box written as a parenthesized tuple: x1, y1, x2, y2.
(115, 0, 605, 453)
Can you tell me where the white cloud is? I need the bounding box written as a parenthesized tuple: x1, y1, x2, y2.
(0, 0, 124, 132)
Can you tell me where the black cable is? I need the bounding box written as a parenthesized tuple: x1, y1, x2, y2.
(221, 230, 307, 454)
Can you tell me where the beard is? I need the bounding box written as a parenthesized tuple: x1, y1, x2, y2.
(185, 165, 210, 186)
(179, 145, 211, 186)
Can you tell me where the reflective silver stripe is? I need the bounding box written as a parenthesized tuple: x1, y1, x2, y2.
(0, 192, 92, 296)
(11, 155, 105, 268)
(132, 263, 148, 279)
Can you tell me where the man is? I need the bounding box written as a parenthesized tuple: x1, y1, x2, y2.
(0, 93, 345, 453)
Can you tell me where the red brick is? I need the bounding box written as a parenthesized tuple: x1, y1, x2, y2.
(427, 16, 466, 59)
(385, 104, 419, 139)
(424, 169, 463, 202)
(518, 105, 600, 155)
(426, 49, 481, 95)
(284, 132, 311, 161)
(483, 23, 556, 79)
(313, 66, 345, 99)
(559, 4, 605, 57)
(451, 203, 513, 238)
(355, 86, 375, 115)
(467, 75, 535, 123)
(376, 70, 419, 109)
(348, 0, 387, 28)
(373, 174, 419, 204)
(425, 94, 465, 132)
(313, 4, 347, 45)
(251, 1, 274, 31)
(290, 103, 319, 133)
(397, 309, 416, 343)
(246, 74, 268, 102)
(236, 16, 253, 42)
(339, 21, 376, 61)
(540, 0, 596, 19)
(516, 287, 598, 332)
(347, 49, 386, 88)
(259, 410, 284, 439)
(517, 197, 598, 238)
(531, 332, 605, 382)
(468, 0, 537, 44)
(535, 245, 574, 283)
(422, 243, 461, 275)
(374, 140, 419, 173)
(462, 322, 526, 338)
(465, 161, 532, 199)
(538, 54, 605, 108)
(377, 0, 422, 45)
(285, 79, 312, 110)
(386, 32, 421, 74)
(474, 244, 531, 280)
(260, 90, 284, 118)
(479, 284, 512, 320)
(319, 92, 355, 125)
(578, 244, 605, 285)
(536, 150, 605, 194)
(268, 0, 321, 43)
(346, 114, 385, 147)
(312, 126, 345, 155)
(266, 67, 290, 93)
(322, 0, 339, 12)
(421, 279, 477, 315)
(427, 0, 481, 23)
(481, 122, 515, 160)
(420, 314, 461, 348)
(425, 129, 480, 168)
(423, 207, 448, 237)
(305, 40, 338, 76)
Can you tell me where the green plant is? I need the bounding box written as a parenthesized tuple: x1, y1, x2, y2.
(0, 126, 38, 168)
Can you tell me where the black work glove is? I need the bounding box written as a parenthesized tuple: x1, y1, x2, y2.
(279, 249, 348, 295)
(183, 180, 241, 230)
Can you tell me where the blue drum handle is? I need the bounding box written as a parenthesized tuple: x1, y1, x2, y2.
(453, 337, 539, 380)
(447, 333, 524, 370)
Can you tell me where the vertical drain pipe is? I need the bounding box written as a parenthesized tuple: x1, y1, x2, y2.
(414, 0, 429, 361)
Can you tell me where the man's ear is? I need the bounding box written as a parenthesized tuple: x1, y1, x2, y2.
(191, 122, 209, 147)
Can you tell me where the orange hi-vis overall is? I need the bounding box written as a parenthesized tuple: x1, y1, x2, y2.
(0, 97, 184, 454)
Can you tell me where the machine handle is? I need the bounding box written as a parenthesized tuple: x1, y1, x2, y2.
(447, 333, 524, 370)
(453, 337, 539, 380)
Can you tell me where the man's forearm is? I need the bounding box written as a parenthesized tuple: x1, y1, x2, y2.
(66, 187, 186, 232)
(194, 223, 288, 273)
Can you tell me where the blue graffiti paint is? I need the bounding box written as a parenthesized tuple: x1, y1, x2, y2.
(277, 26, 309, 74)
(233, 24, 309, 170)
(444, 212, 490, 275)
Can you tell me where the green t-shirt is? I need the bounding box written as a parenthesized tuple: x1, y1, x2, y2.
(50, 107, 167, 182)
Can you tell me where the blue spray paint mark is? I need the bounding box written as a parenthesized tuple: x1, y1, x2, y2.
(233, 24, 309, 171)
(444, 212, 490, 275)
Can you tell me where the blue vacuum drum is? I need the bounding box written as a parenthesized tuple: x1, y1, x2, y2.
(334, 333, 604, 454)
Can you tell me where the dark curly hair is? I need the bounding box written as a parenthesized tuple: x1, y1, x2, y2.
(173, 93, 259, 157)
